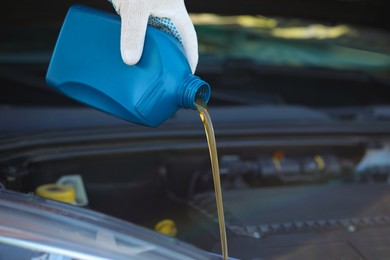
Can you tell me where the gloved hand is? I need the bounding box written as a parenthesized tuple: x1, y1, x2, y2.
(109, 0, 198, 73)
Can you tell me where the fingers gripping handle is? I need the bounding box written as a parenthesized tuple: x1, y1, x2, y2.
(109, 0, 198, 72)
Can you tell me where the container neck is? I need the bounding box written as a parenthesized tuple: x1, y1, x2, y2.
(180, 75, 211, 110)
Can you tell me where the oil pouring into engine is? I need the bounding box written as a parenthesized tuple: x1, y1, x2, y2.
(196, 99, 229, 259)
(46, 5, 229, 259)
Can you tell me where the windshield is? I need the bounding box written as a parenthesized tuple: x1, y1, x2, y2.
(193, 14, 390, 75)
(1, 5, 389, 110)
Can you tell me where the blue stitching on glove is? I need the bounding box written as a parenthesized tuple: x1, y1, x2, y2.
(148, 16, 183, 44)
(106, 1, 182, 44)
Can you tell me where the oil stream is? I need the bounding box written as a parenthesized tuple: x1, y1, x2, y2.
(195, 99, 228, 260)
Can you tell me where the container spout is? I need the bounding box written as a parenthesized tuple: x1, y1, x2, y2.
(180, 75, 211, 110)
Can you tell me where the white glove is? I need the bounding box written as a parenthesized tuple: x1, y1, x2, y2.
(109, 0, 198, 73)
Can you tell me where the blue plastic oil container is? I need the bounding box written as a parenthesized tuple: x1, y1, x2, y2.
(46, 5, 210, 127)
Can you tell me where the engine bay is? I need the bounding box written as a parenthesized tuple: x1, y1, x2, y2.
(1, 114, 390, 259)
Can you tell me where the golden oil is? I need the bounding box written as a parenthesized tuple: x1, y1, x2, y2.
(195, 99, 228, 260)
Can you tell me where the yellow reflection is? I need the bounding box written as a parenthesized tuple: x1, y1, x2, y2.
(272, 24, 350, 39)
(190, 13, 278, 29)
(190, 13, 351, 40)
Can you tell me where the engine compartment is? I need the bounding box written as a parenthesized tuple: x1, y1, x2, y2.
(3, 128, 390, 258)
(1, 105, 390, 259)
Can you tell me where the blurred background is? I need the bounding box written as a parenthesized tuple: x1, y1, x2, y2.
(1, 1, 390, 259)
